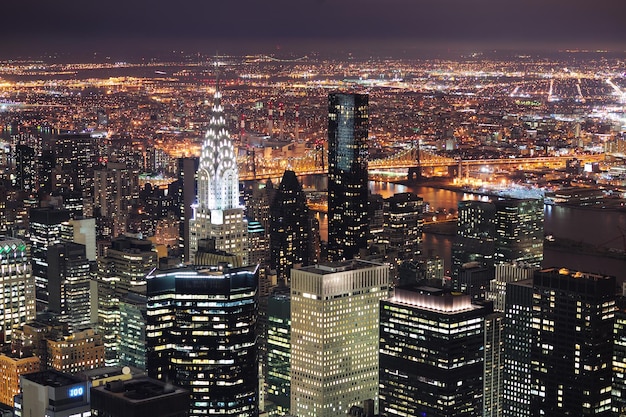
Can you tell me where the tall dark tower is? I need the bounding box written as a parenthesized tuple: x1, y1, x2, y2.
(269, 170, 311, 282)
(327, 92, 369, 261)
(531, 268, 615, 417)
(146, 265, 259, 417)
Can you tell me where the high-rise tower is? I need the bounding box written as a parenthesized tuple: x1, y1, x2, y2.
(290, 260, 389, 417)
(146, 265, 259, 417)
(531, 268, 615, 416)
(189, 80, 247, 264)
(269, 170, 312, 282)
(327, 93, 369, 261)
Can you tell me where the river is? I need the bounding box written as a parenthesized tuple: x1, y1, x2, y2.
(309, 177, 626, 281)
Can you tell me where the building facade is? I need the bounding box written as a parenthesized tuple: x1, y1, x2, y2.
(189, 86, 247, 264)
(146, 265, 259, 417)
(290, 260, 389, 417)
(327, 93, 369, 261)
(0, 237, 35, 344)
(15, 370, 91, 417)
(531, 268, 615, 416)
(379, 287, 487, 417)
(269, 170, 312, 281)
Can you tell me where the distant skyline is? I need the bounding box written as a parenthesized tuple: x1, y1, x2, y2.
(2, 0, 626, 59)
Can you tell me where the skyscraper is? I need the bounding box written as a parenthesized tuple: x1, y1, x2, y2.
(46, 242, 91, 333)
(28, 207, 71, 308)
(502, 278, 534, 417)
(452, 198, 543, 279)
(381, 192, 424, 262)
(146, 265, 259, 417)
(266, 289, 291, 415)
(189, 84, 247, 264)
(531, 268, 615, 416)
(97, 236, 157, 366)
(327, 93, 369, 261)
(290, 260, 389, 417)
(379, 287, 487, 417)
(269, 170, 312, 281)
(0, 237, 35, 344)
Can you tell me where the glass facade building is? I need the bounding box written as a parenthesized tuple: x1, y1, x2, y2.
(379, 287, 487, 417)
(327, 93, 369, 262)
(146, 265, 259, 417)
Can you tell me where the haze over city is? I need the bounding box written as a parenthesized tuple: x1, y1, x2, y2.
(3, 0, 626, 59)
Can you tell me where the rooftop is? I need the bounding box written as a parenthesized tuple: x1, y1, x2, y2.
(91, 377, 188, 403)
(297, 259, 385, 275)
(23, 370, 82, 387)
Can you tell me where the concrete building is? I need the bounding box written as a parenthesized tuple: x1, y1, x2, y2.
(15, 370, 91, 417)
(290, 260, 389, 417)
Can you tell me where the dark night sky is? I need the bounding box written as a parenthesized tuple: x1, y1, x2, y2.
(2, 0, 626, 59)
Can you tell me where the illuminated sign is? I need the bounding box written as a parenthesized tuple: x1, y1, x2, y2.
(68, 386, 84, 398)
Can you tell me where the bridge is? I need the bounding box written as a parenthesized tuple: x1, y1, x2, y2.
(238, 145, 605, 181)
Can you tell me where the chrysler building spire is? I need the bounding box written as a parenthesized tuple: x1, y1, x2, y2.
(189, 66, 247, 265)
(196, 74, 240, 211)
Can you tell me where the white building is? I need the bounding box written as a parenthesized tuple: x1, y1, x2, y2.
(290, 260, 390, 417)
(0, 237, 35, 344)
(189, 83, 247, 265)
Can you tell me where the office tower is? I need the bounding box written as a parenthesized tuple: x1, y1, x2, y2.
(382, 192, 424, 262)
(54, 132, 105, 217)
(379, 287, 487, 417)
(0, 237, 35, 344)
(486, 262, 538, 312)
(64, 217, 97, 261)
(455, 262, 494, 299)
(484, 263, 538, 417)
(118, 291, 147, 371)
(368, 194, 384, 244)
(47, 242, 91, 332)
(0, 353, 40, 407)
(97, 236, 156, 366)
(532, 268, 615, 417)
(248, 220, 268, 267)
(14, 144, 36, 192)
(46, 328, 105, 373)
(243, 180, 275, 233)
(266, 289, 291, 415)
(269, 170, 312, 281)
(452, 198, 543, 278)
(94, 162, 140, 238)
(169, 157, 199, 262)
(327, 93, 369, 261)
(29, 207, 71, 307)
(90, 376, 190, 417)
(290, 260, 389, 417)
(189, 85, 247, 264)
(502, 279, 534, 417)
(452, 200, 495, 274)
(39, 149, 55, 194)
(14, 370, 91, 417)
(146, 265, 259, 417)
(484, 312, 504, 417)
(492, 199, 543, 266)
(614, 294, 626, 415)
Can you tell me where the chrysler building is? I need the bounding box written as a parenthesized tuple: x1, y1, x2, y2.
(189, 79, 247, 265)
